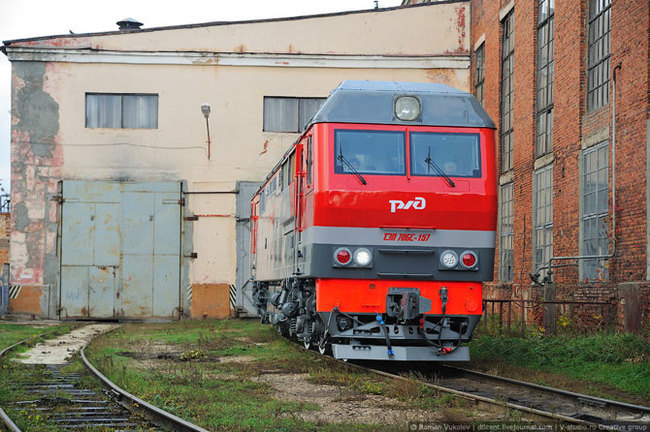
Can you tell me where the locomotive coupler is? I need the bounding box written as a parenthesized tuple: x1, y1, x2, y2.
(386, 287, 432, 324)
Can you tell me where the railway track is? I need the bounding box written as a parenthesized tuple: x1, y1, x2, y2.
(0, 326, 209, 432)
(347, 360, 650, 427)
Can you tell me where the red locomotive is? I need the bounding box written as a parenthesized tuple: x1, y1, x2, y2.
(251, 81, 496, 361)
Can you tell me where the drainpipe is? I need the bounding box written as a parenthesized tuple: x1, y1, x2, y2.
(533, 63, 621, 284)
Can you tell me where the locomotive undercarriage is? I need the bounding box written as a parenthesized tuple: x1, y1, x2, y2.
(252, 278, 479, 361)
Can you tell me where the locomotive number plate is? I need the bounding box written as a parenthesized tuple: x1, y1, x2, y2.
(382, 232, 431, 242)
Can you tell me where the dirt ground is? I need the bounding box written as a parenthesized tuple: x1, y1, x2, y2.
(17, 324, 118, 364)
(256, 372, 441, 425)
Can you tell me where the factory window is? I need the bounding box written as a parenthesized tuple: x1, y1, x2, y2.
(533, 165, 553, 278)
(85, 93, 158, 129)
(500, 10, 514, 172)
(536, 0, 554, 157)
(263, 97, 326, 133)
(581, 141, 609, 281)
(474, 43, 485, 107)
(499, 182, 514, 282)
(587, 0, 611, 112)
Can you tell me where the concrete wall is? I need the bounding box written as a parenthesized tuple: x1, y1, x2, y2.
(4, 2, 472, 318)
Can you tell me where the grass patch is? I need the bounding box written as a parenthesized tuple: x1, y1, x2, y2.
(468, 331, 650, 402)
(0, 324, 100, 431)
(0, 323, 75, 351)
(86, 319, 472, 431)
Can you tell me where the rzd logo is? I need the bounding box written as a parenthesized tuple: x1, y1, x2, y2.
(389, 197, 426, 213)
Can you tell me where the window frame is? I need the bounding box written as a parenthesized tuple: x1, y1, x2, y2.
(306, 136, 314, 185)
(533, 165, 554, 277)
(85, 93, 159, 129)
(500, 10, 515, 173)
(586, 0, 612, 112)
(535, 0, 555, 158)
(499, 182, 514, 282)
(474, 43, 485, 107)
(263, 96, 326, 133)
(580, 141, 610, 281)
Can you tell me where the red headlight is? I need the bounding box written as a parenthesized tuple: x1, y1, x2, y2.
(461, 251, 477, 268)
(335, 248, 351, 265)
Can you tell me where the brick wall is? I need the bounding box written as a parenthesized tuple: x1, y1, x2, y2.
(0, 212, 9, 266)
(472, 0, 650, 331)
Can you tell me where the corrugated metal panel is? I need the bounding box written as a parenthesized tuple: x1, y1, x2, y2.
(60, 181, 181, 320)
(235, 181, 261, 316)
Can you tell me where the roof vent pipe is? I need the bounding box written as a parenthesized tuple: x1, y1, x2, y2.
(116, 18, 143, 31)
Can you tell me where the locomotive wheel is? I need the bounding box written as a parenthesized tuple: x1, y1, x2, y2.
(276, 320, 290, 337)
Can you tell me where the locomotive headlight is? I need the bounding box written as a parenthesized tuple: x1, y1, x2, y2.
(394, 95, 421, 121)
(440, 250, 459, 269)
(353, 248, 372, 267)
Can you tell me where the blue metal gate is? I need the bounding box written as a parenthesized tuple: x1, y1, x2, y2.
(60, 181, 182, 319)
(1, 263, 9, 315)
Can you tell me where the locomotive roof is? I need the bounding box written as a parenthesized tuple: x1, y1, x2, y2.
(309, 80, 495, 129)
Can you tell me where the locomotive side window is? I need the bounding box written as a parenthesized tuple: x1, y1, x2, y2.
(288, 152, 295, 185)
(334, 130, 406, 175)
(410, 132, 481, 178)
(306, 136, 313, 185)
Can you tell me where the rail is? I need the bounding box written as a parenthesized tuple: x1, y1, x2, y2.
(0, 327, 209, 432)
(336, 354, 650, 427)
(80, 346, 210, 432)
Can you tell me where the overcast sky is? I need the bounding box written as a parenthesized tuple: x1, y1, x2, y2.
(0, 0, 402, 192)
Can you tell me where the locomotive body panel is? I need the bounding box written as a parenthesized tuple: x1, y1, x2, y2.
(315, 278, 482, 316)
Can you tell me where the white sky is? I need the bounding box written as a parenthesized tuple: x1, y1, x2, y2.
(0, 0, 403, 191)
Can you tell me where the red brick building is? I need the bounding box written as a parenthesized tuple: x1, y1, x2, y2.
(405, 0, 650, 332)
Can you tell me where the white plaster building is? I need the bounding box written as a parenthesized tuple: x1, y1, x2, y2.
(2, 2, 472, 319)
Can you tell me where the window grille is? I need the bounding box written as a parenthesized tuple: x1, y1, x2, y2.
(474, 44, 485, 107)
(536, 0, 554, 157)
(499, 182, 514, 282)
(586, 0, 611, 112)
(533, 165, 553, 277)
(581, 141, 609, 281)
(500, 11, 515, 172)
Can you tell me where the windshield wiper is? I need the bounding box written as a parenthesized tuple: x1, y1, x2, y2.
(425, 147, 455, 187)
(337, 148, 367, 185)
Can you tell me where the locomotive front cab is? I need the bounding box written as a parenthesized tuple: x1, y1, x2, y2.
(252, 81, 497, 362)
(300, 83, 497, 361)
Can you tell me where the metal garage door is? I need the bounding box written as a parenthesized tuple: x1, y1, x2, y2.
(60, 181, 182, 319)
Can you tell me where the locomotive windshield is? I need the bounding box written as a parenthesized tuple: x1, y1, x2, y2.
(410, 132, 481, 178)
(334, 130, 406, 176)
